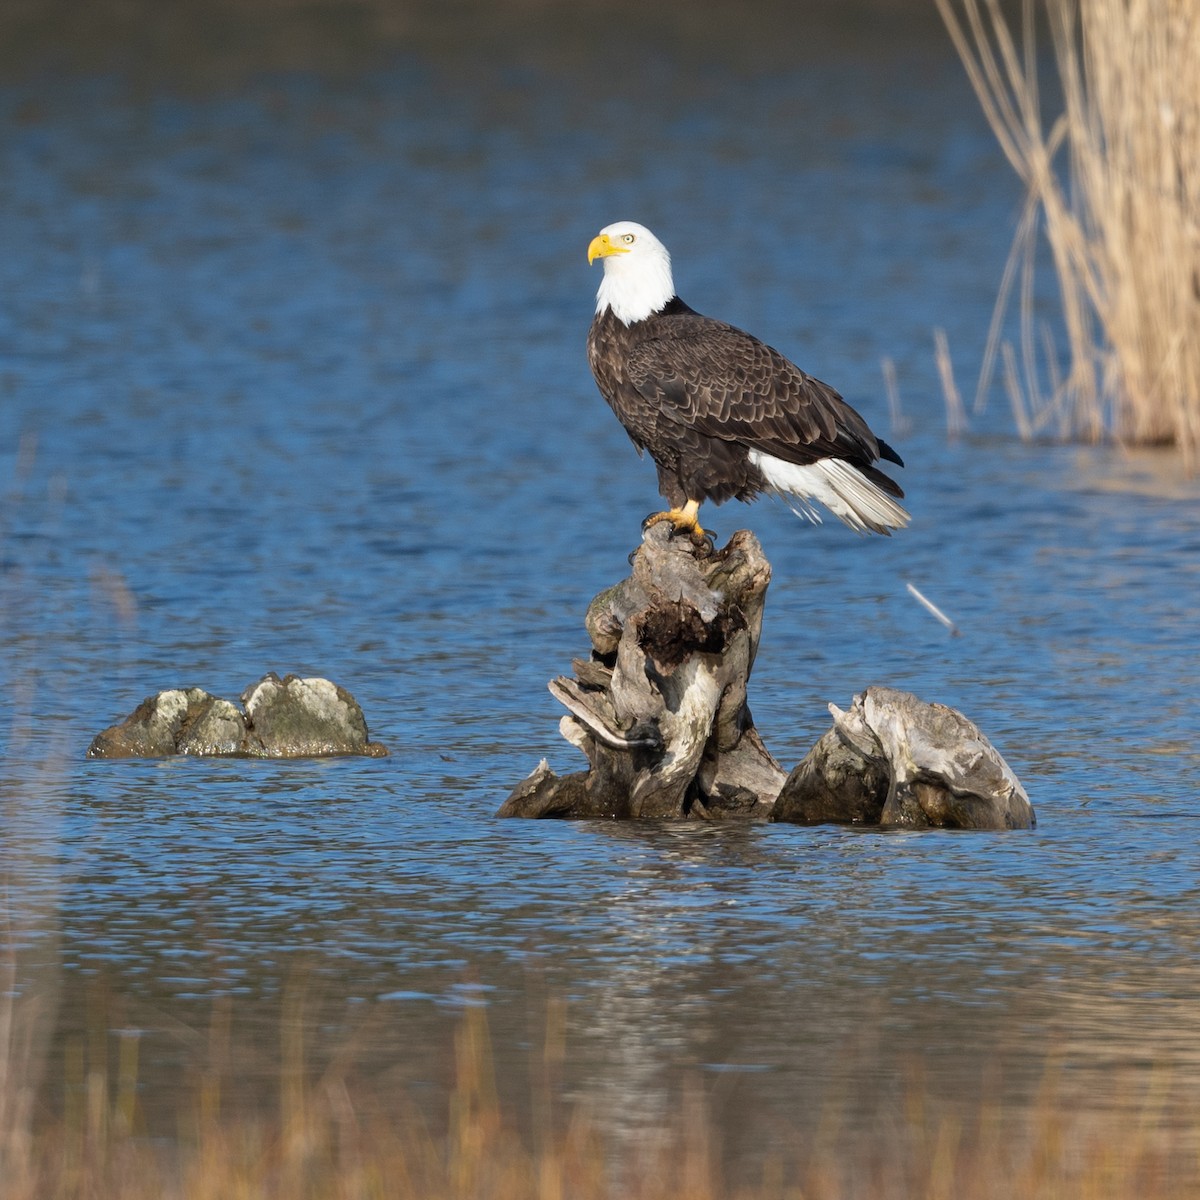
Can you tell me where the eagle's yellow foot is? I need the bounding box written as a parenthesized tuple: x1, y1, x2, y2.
(642, 508, 698, 534)
(642, 500, 713, 548)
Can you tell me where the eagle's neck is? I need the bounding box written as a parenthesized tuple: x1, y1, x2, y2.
(595, 248, 676, 326)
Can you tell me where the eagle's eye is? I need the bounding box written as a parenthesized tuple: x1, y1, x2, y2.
(622, 233, 636, 245)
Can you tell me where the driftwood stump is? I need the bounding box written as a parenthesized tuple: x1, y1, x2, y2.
(501, 527, 1034, 830)
(772, 686, 1034, 830)
(499, 523, 783, 819)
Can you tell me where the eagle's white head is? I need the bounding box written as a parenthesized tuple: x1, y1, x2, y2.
(588, 221, 676, 326)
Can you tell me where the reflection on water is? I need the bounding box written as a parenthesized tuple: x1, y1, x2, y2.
(3, 0, 1200, 1178)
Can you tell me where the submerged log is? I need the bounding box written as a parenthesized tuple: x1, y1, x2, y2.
(772, 686, 1034, 830)
(87, 673, 388, 759)
(501, 528, 1034, 830)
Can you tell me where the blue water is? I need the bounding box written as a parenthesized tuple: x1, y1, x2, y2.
(2, 7, 1199, 1173)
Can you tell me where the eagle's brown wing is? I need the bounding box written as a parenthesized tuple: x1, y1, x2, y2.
(625, 311, 899, 477)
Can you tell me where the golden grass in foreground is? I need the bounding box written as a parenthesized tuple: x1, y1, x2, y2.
(935, 0, 1200, 461)
(2, 1002, 1198, 1200)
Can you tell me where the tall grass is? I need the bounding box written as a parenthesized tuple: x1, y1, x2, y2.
(2, 993, 1199, 1199)
(935, 0, 1200, 462)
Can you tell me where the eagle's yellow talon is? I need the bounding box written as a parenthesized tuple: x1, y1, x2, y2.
(642, 500, 709, 543)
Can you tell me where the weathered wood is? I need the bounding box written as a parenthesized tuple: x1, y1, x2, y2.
(501, 529, 1035, 831)
(773, 686, 1034, 830)
(769, 724, 892, 825)
(498, 523, 784, 819)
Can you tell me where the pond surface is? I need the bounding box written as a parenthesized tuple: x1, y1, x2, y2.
(2, 1, 1199, 1181)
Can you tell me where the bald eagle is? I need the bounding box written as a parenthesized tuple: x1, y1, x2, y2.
(587, 221, 909, 539)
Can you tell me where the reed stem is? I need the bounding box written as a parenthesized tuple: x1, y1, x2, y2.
(936, 0, 1200, 464)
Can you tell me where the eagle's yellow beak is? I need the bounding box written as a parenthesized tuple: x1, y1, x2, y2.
(587, 233, 629, 265)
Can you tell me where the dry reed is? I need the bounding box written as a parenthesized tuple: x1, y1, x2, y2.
(935, 0, 1200, 462)
(933, 327, 968, 437)
(3, 993, 1199, 1200)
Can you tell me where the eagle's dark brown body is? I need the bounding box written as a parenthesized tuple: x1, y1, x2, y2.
(587, 297, 904, 517)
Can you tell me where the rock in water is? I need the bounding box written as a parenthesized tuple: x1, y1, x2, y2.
(85, 688, 239, 759)
(242, 674, 386, 758)
(499, 523, 785, 819)
(177, 694, 247, 756)
(773, 686, 1034, 830)
(86, 674, 387, 759)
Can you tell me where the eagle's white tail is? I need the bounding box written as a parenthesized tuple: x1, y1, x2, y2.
(748, 450, 911, 535)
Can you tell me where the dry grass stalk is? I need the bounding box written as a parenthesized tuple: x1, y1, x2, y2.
(880, 355, 910, 438)
(935, 0, 1200, 463)
(934, 327, 969, 436)
(3, 995, 1200, 1199)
